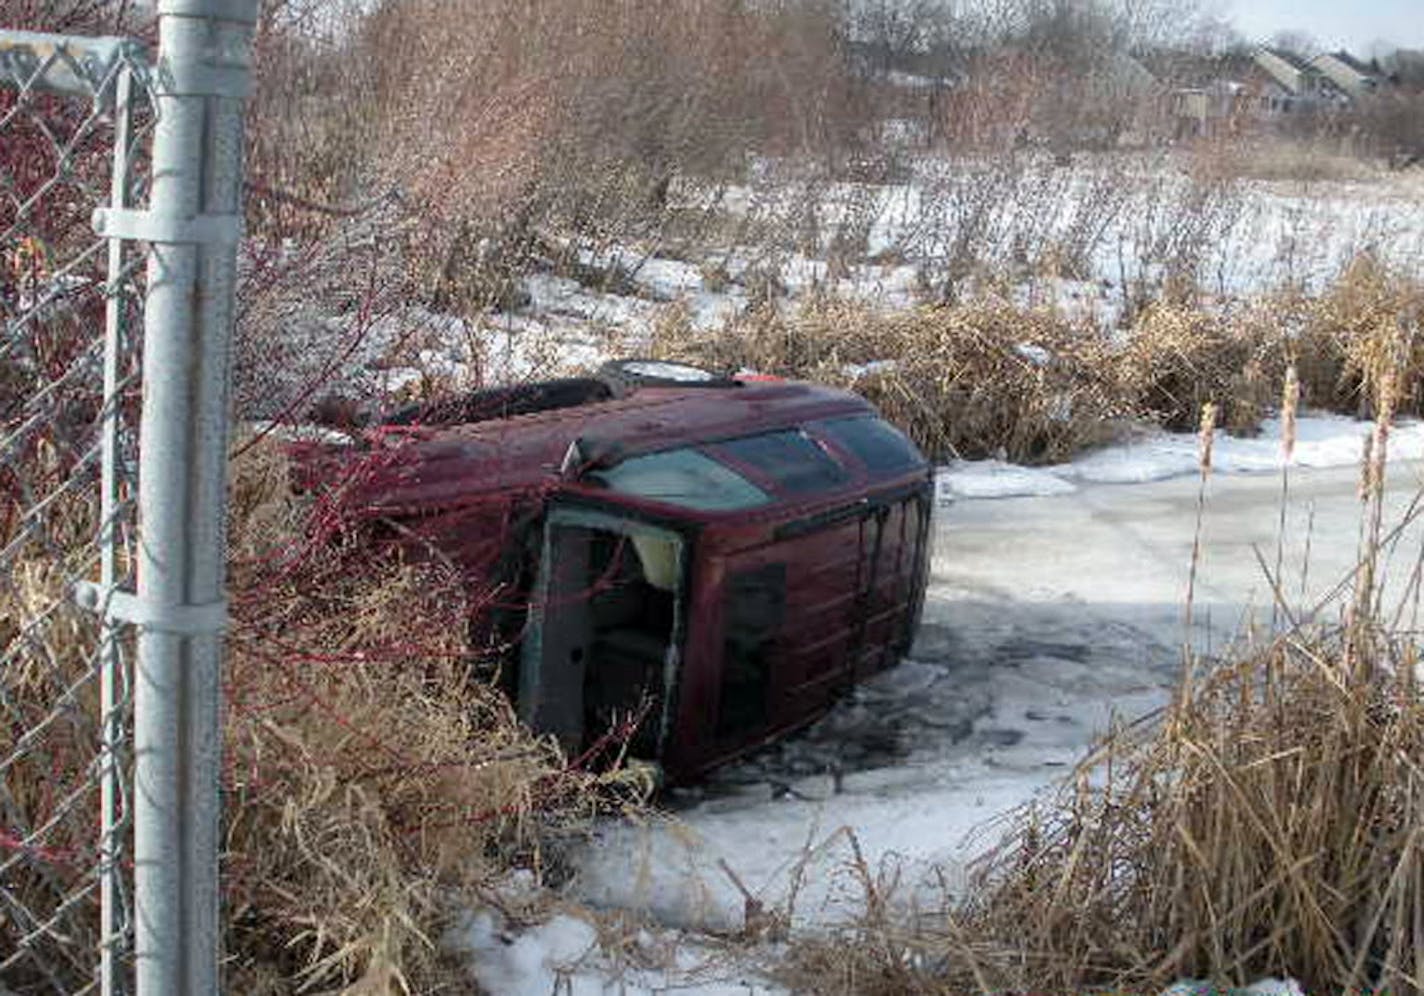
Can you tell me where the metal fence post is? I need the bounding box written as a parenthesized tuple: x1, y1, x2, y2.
(92, 0, 257, 990)
(98, 61, 135, 996)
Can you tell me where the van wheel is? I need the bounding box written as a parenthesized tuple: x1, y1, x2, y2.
(597, 358, 737, 395)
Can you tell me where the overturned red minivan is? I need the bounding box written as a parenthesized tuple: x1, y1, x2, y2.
(304, 360, 933, 781)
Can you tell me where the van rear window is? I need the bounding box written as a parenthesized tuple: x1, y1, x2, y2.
(709, 430, 849, 495)
(815, 416, 924, 474)
(589, 448, 772, 511)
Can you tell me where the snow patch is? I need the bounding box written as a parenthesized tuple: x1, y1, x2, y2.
(450, 909, 786, 995)
(454, 911, 598, 996)
(943, 415, 1424, 503)
(1066, 414, 1424, 486)
(1163, 979, 1306, 996)
(936, 461, 1078, 500)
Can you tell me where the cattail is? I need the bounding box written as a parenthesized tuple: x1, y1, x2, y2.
(1376, 365, 1398, 430)
(1364, 367, 1397, 502)
(1281, 364, 1299, 464)
(1359, 432, 1374, 503)
(1197, 402, 1217, 478)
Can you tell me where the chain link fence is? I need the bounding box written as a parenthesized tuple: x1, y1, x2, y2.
(1, 30, 151, 993)
(2, 5, 256, 992)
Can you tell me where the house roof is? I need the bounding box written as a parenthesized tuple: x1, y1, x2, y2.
(1328, 51, 1374, 75)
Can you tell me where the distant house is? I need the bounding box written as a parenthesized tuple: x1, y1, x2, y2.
(1251, 48, 1355, 106)
(1309, 51, 1382, 100)
(1142, 50, 1256, 138)
(1252, 48, 1313, 96)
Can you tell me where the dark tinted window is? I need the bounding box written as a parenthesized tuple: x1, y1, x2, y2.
(718, 564, 786, 737)
(710, 430, 849, 495)
(815, 416, 924, 475)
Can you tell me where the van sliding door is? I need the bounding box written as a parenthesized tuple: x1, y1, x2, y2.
(710, 507, 866, 742)
(519, 506, 686, 760)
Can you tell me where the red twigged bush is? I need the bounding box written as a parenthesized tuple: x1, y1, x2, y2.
(221, 437, 650, 994)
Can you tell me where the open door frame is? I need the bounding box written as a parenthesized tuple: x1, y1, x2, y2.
(518, 504, 689, 761)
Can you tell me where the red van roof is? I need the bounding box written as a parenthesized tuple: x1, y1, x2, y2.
(332, 381, 877, 516)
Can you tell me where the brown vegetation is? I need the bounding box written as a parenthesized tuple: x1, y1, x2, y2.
(0, 438, 646, 994)
(785, 613, 1424, 995)
(641, 254, 1424, 464)
(248, 0, 862, 312)
(222, 441, 650, 993)
(7, 1, 1424, 991)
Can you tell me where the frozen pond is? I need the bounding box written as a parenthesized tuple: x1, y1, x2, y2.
(571, 435, 1424, 934)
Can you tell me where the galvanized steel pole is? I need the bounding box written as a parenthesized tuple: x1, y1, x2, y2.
(98, 63, 134, 996)
(118, 0, 256, 990)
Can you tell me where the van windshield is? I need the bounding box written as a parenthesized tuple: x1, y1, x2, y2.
(589, 448, 772, 511)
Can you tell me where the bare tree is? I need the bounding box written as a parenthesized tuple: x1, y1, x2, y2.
(1269, 29, 1321, 59)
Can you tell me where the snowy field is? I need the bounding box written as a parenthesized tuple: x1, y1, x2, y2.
(450, 414, 1424, 994)
(256, 155, 1424, 411)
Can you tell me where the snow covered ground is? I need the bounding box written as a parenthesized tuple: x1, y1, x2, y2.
(446, 415, 1423, 994)
(316, 155, 1424, 993)
(502, 154, 1424, 358)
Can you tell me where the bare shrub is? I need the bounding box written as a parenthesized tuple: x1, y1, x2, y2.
(0, 0, 141, 34)
(221, 439, 644, 992)
(1118, 164, 1243, 321)
(1355, 89, 1424, 168)
(1118, 302, 1280, 433)
(933, 51, 1045, 152)
(248, 0, 864, 311)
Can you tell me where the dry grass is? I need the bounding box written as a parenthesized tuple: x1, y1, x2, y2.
(0, 554, 108, 990)
(637, 256, 1424, 467)
(646, 295, 1123, 464)
(955, 612, 1424, 994)
(1118, 301, 1281, 434)
(784, 616, 1424, 995)
(1210, 137, 1383, 185)
(1303, 254, 1424, 419)
(221, 439, 647, 994)
(0, 437, 640, 994)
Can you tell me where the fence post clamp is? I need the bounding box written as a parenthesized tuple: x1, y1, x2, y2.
(74, 580, 229, 635)
(92, 206, 243, 245)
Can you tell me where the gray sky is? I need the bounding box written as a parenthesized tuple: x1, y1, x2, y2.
(1220, 0, 1423, 55)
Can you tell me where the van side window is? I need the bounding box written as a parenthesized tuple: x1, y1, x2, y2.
(717, 563, 787, 737)
(815, 416, 925, 474)
(710, 430, 849, 495)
